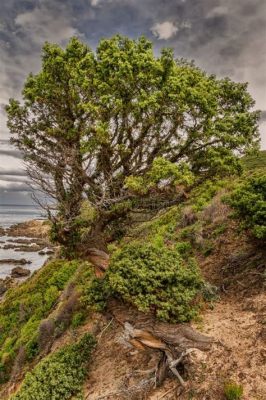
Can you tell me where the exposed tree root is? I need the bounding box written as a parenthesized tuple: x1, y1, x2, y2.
(107, 299, 214, 394)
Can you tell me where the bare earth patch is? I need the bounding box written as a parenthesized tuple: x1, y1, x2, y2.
(81, 291, 265, 400)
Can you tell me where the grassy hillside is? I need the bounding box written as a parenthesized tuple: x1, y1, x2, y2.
(0, 152, 265, 399)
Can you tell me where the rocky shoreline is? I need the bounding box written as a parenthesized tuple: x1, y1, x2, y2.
(0, 219, 55, 296)
(3, 219, 50, 238)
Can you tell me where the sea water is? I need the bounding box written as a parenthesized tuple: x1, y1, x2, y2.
(0, 204, 43, 228)
(0, 205, 48, 279)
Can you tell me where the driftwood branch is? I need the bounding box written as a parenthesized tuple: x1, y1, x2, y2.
(108, 299, 214, 391)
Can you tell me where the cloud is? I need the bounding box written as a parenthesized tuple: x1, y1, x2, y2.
(0, 168, 27, 176)
(151, 21, 178, 40)
(0, 149, 23, 158)
(0, 0, 84, 196)
(0, 0, 265, 207)
(261, 111, 266, 121)
(91, 0, 101, 6)
(0, 189, 34, 205)
(0, 177, 28, 186)
(0, 182, 31, 192)
(206, 6, 229, 19)
(15, 5, 80, 46)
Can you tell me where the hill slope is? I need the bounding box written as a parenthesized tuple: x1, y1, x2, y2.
(0, 153, 265, 400)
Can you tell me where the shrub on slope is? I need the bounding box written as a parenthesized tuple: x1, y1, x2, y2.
(0, 260, 80, 383)
(106, 242, 203, 322)
(11, 333, 96, 400)
(225, 174, 266, 239)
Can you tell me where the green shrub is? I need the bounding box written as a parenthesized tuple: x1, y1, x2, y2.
(71, 312, 86, 329)
(83, 277, 110, 312)
(224, 381, 243, 400)
(175, 241, 192, 258)
(11, 333, 96, 400)
(190, 179, 228, 211)
(225, 174, 266, 239)
(242, 150, 266, 172)
(0, 260, 80, 382)
(201, 240, 214, 257)
(105, 242, 203, 322)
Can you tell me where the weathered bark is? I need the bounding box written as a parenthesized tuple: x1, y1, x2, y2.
(86, 248, 110, 277)
(108, 299, 213, 389)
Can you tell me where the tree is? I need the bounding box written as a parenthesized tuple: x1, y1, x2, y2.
(6, 38, 95, 254)
(6, 35, 260, 253)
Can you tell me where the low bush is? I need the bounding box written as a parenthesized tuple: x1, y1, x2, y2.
(225, 174, 266, 239)
(11, 333, 96, 400)
(0, 260, 80, 383)
(105, 242, 203, 322)
(190, 179, 228, 211)
(224, 381, 243, 400)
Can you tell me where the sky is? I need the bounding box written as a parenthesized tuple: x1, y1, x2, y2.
(0, 0, 266, 205)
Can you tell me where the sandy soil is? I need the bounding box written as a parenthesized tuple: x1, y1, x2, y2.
(82, 291, 265, 400)
(82, 219, 266, 400)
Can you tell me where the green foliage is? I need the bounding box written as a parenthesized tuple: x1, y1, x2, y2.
(224, 381, 244, 400)
(6, 35, 260, 252)
(11, 333, 96, 400)
(225, 174, 266, 239)
(125, 158, 195, 195)
(83, 277, 110, 312)
(201, 282, 219, 303)
(0, 260, 79, 382)
(242, 150, 266, 172)
(190, 179, 228, 211)
(71, 312, 86, 329)
(105, 242, 203, 322)
(201, 240, 214, 257)
(175, 241, 193, 258)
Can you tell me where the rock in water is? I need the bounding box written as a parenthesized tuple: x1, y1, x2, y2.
(11, 267, 31, 278)
(0, 258, 32, 265)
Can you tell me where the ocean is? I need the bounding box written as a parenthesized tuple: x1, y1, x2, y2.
(0, 204, 43, 228)
(0, 205, 48, 279)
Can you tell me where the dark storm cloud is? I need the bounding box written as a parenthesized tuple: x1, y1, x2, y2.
(0, 149, 22, 159)
(0, 188, 33, 205)
(0, 176, 28, 184)
(0, 169, 27, 176)
(0, 182, 32, 192)
(261, 111, 266, 121)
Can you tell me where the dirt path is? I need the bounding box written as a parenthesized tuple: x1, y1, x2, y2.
(83, 292, 265, 400)
(194, 294, 266, 400)
(150, 294, 266, 399)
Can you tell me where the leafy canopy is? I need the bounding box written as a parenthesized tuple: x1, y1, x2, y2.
(6, 35, 260, 249)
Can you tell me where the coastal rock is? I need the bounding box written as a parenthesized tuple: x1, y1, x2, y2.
(45, 249, 54, 255)
(0, 227, 5, 236)
(11, 266, 31, 278)
(0, 281, 7, 296)
(0, 258, 32, 265)
(7, 238, 48, 246)
(6, 220, 50, 239)
(3, 244, 44, 252)
(38, 249, 55, 256)
(14, 245, 44, 252)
